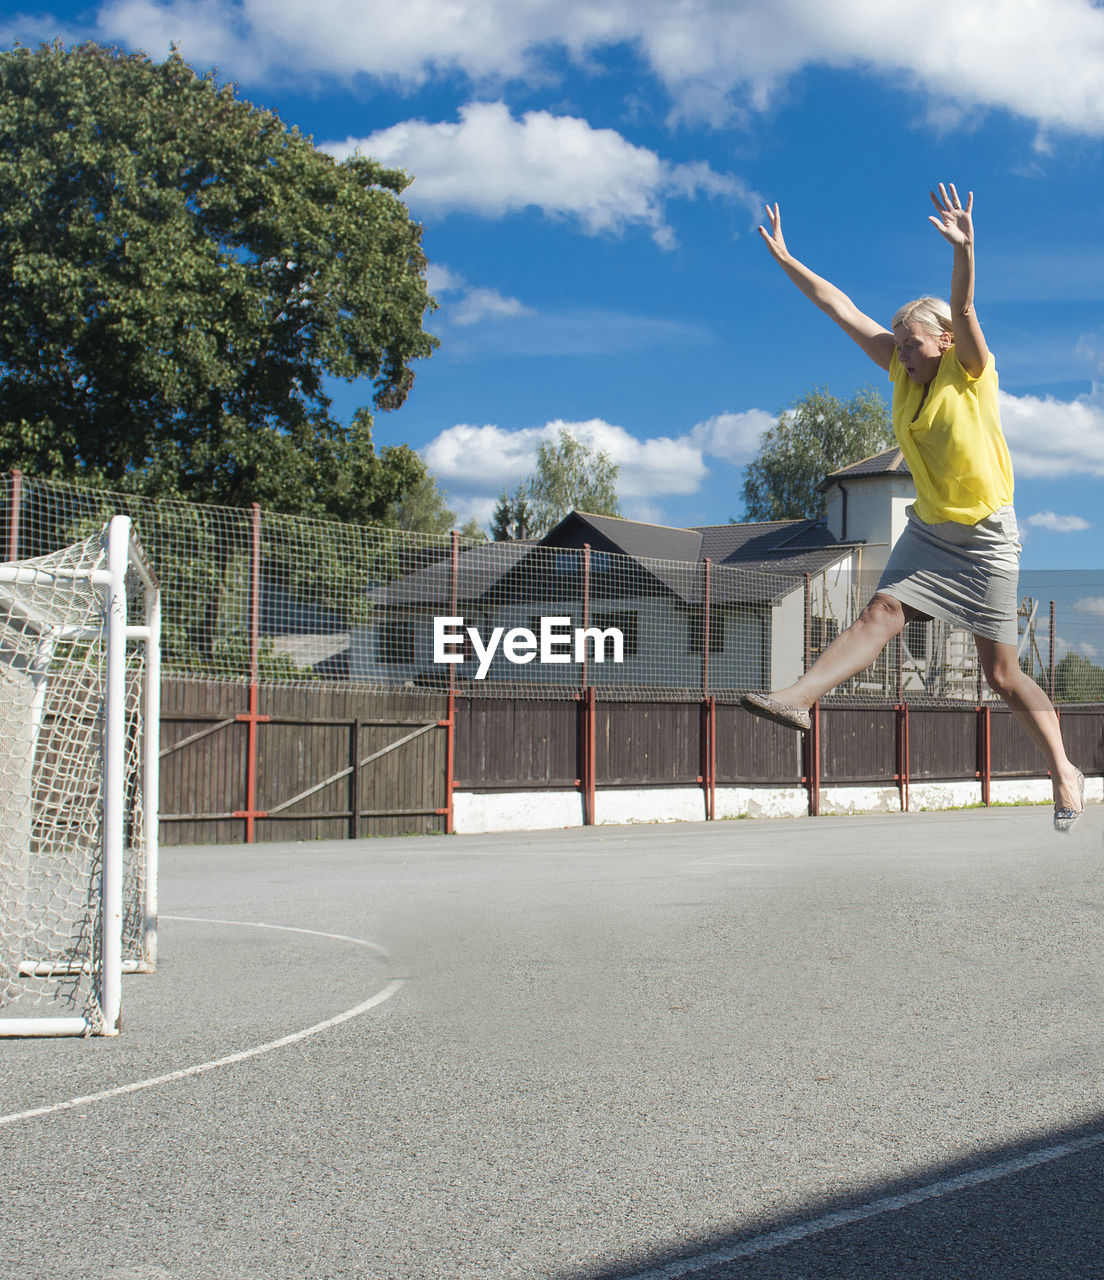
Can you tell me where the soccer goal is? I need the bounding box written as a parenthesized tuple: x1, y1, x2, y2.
(0, 515, 160, 1037)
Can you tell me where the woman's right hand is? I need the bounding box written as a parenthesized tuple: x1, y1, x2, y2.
(758, 203, 790, 264)
(755, 201, 894, 370)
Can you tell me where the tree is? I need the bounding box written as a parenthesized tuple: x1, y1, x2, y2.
(490, 484, 533, 541)
(458, 518, 487, 543)
(1052, 652, 1104, 704)
(387, 472, 456, 535)
(525, 429, 620, 537)
(0, 42, 438, 521)
(740, 387, 893, 522)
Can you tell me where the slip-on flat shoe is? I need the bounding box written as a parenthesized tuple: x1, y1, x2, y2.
(740, 693, 811, 732)
(1054, 770, 1085, 833)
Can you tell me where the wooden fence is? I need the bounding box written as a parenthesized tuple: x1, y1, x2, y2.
(158, 677, 1104, 844)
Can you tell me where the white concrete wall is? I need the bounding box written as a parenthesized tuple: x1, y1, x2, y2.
(770, 590, 807, 690)
(824, 475, 916, 586)
(449, 776, 1099, 834)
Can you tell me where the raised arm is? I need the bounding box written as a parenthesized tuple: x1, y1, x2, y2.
(758, 203, 895, 371)
(928, 183, 989, 377)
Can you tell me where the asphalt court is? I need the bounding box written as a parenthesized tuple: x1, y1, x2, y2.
(1, 805, 1102, 1279)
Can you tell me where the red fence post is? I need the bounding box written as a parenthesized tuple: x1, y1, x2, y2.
(977, 703, 992, 807)
(233, 503, 269, 841)
(441, 692, 456, 835)
(700, 559, 715, 819)
(585, 685, 597, 825)
(1055, 599, 1065, 701)
(580, 545, 596, 824)
(581, 544, 591, 689)
(443, 530, 460, 835)
(896, 701, 910, 812)
(800, 573, 821, 816)
(805, 700, 821, 816)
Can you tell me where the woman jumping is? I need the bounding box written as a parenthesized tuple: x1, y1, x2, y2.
(744, 183, 1085, 832)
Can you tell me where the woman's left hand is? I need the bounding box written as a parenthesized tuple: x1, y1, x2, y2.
(929, 182, 974, 249)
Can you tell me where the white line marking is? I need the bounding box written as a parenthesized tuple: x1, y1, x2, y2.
(0, 916, 405, 1129)
(620, 1128, 1104, 1278)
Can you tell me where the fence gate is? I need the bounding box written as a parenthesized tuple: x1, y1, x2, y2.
(159, 680, 451, 844)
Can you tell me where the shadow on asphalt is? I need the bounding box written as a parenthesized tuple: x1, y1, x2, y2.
(581, 1115, 1104, 1280)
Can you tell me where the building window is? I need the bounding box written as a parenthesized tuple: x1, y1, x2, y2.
(592, 611, 639, 658)
(376, 617, 415, 665)
(686, 605, 726, 654)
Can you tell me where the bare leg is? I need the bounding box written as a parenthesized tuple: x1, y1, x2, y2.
(974, 636, 1083, 811)
(770, 593, 910, 710)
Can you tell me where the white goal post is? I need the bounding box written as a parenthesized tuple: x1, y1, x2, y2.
(0, 515, 160, 1037)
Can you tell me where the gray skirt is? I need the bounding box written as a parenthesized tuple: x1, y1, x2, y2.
(876, 504, 1021, 645)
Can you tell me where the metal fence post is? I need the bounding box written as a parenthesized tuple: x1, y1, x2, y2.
(977, 703, 992, 807)
(233, 503, 268, 842)
(1055, 599, 1065, 701)
(580, 545, 596, 825)
(443, 530, 460, 834)
(700, 559, 715, 819)
(896, 701, 910, 813)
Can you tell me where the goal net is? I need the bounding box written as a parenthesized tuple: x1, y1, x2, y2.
(0, 515, 160, 1037)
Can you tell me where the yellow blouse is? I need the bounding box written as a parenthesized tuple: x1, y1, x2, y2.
(888, 346, 1014, 525)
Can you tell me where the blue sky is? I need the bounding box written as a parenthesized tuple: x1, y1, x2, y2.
(4, 0, 1104, 619)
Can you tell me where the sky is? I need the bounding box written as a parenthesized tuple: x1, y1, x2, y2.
(3, 1, 1104, 633)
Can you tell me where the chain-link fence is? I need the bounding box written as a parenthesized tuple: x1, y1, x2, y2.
(3, 471, 1101, 702)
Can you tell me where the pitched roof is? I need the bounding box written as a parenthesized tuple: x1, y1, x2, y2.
(542, 511, 704, 563)
(369, 540, 533, 606)
(541, 511, 858, 604)
(818, 446, 910, 489)
(691, 517, 861, 579)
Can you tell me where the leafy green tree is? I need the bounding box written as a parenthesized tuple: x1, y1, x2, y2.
(387, 472, 455, 535)
(385, 471, 487, 540)
(0, 42, 438, 521)
(525, 429, 620, 537)
(1053, 652, 1104, 703)
(741, 387, 893, 522)
(457, 518, 487, 543)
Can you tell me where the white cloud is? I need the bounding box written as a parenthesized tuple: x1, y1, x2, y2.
(998, 390, 1104, 478)
(689, 410, 776, 464)
(1074, 597, 1104, 617)
(96, 0, 260, 74)
(422, 422, 546, 493)
(323, 103, 755, 246)
(424, 264, 534, 327)
(1025, 511, 1092, 533)
(1055, 635, 1100, 661)
(0, 13, 84, 47)
(423, 417, 709, 502)
(93, 0, 1104, 135)
(452, 287, 535, 326)
(420, 407, 775, 528)
(425, 264, 466, 294)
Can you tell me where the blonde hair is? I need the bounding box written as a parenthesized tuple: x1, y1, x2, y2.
(891, 296, 952, 336)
